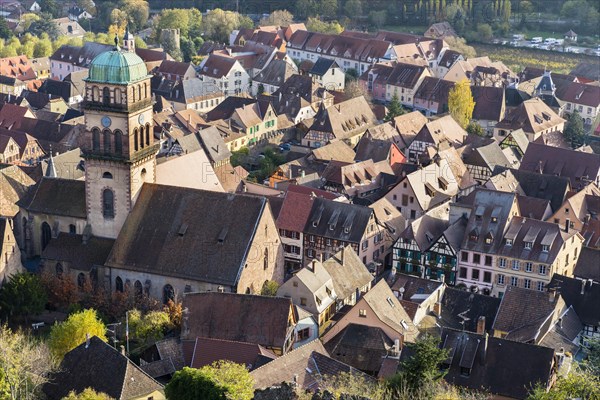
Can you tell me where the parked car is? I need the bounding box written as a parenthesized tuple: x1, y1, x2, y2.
(530, 37, 543, 44)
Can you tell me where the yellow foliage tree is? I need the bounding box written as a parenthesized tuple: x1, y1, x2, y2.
(448, 78, 475, 129)
(48, 309, 107, 360)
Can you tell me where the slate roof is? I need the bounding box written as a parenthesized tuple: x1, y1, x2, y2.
(309, 57, 337, 76)
(539, 306, 583, 355)
(42, 233, 114, 272)
(251, 339, 370, 390)
(321, 246, 373, 300)
(188, 337, 276, 370)
(574, 247, 600, 281)
(413, 77, 454, 113)
(182, 292, 295, 350)
(105, 184, 268, 286)
(495, 98, 565, 135)
(391, 274, 443, 302)
(325, 324, 393, 373)
(17, 177, 86, 219)
(205, 96, 256, 122)
(254, 59, 297, 87)
(556, 81, 600, 108)
(571, 61, 600, 82)
(49, 42, 113, 68)
(439, 288, 501, 333)
(460, 189, 516, 254)
(489, 167, 570, 212)
(157, 60, 194, 77)
(43, 336, 163, 400)
(199, 53, 238, 78)
(548, 274, 600, 327)
(438, 329, 555, 399)
(492, 286, 565, 342)
(471, 86, 505, 121)
(303, 197, 372, 243)
(519, 142, 600, 191)
(197, 127, 231, 164)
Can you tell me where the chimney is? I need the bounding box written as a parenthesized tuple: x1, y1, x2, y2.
(548, 288, 557, 302)
(120, 345, 126, 356)
(481, 332, 489, 365)
(311, 259, 317, 272)
(558, 317, 563, 329)
(581, 279, 586, 295)
(432, 301, 441, 317)
(476, 316, 486, 335)
(85, 333, 90, 349)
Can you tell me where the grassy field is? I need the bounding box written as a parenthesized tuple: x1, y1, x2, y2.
(471, 43, 594, 74)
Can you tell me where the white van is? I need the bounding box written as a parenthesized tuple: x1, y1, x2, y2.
(544, 38, 557, 44)
(530, 37, 543, 44)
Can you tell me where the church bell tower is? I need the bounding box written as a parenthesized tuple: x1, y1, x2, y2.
(82, 34, 157, 239)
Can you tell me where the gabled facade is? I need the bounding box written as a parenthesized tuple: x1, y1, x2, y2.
(198, 53, 251, 96)
(0, 217, 23, 285)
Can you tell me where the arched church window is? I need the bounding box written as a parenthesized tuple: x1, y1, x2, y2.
(103, 129, 111, 153)
(103, 87, 110, 105)
(102, 172, 113, 179)
(41, 221, 51, 250)
(115, 276, 124, 292)
(114, 88, 122, 104)
(139, 126, 145, 149)
(132, 86, 136, 102)
(163, 284, 174, 304)
(134, 128, 139, 151)
(140, 168, 147, 181)
(102, 189, 114, 219)
(145, 123, 150, 146)
(264, 248, 269, 270)
(92, 128, 100, 151)
(114, 130, 123, 154)
(144, 83, 148, 99)
(92, 86, 99, 102)
(55, 263, 63, 277)
(138, 84, 143, 100)
(134, 280, 143, 298)
(77, 273, 86, 290)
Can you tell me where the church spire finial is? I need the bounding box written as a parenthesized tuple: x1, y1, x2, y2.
(114, 33, 120, 50)
(45, 145, 57, 179)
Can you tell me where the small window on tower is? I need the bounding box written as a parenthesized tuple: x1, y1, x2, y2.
(103, 172, 113, 179)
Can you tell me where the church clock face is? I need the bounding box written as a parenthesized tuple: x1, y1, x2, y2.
(138, 113, 145, 124)
(101, 116, 112, 128)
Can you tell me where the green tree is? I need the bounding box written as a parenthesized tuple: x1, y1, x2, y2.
(344, 0, 362, 17)
(445, 36, 476, 58)
(166, 362, 254, 400)
(161, 34, 182, 61)
(319, 0, 339, 18)
(527, 365, 600, 399)
(306, 17, 344, 34)
(39, 0, 59, 17)
(0, 325, 57, 400)
(48, 309, 107, 360)
(155, 8, 199, 39)
(27, 15, 60, 40)
(128, 309, 171, 344)
(448, 78, 475, 129)
(203, 9, 245, 43)
(563, 110, 585, 148)
(391, 335, 448, 391)
(384, 93, 405, 122)
(0, 18, 12, 39)
(501, 0, 511, 22)
(0, 273, 47, 322)
(467, 122, 485, 136)
(76, 0, 96, 16)
(583, 338, 600, 375)
(261, 280, 279, 296)
(62, 388, 114, 400)
(259, 10, 294, 27)
(180, 37, 196, 63)
(231, 147, 250, 167)
(476, 23, 493, 42)
(295, 0, 318, 19)
(368, 10, 386, 28)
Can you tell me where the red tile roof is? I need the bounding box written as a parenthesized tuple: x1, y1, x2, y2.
(276, 184, 338, 232)
(188, 337, 276, 370)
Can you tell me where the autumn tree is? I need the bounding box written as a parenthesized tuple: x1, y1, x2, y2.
(342, 80, 371, 103)
(444, 36, 476, 58)
(62, 388, 114, 400)
(155, 8, 202, 41)
(27, 14, 60, 40)
(128, 309, 172, 344)
(0, 272, 47, 322)
(527, 365, 600, 399)
(165, 362, 254, 400)
(448, 78, 475, 129)
(0, 325, 57, 399)
(118, 0, 149, 32)
(260, 10, 294, 27)
(48, 309, 107, 360)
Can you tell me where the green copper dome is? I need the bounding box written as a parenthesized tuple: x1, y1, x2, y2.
(87, 50, 148, 84)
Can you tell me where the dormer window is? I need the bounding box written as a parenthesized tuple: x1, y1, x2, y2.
(525, 241, 532, 250)
(542, 244, 549, 252)
(485, 232, 493, 244)
(505, 238, 513, 246)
